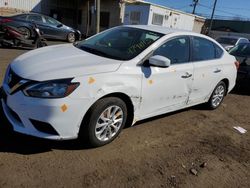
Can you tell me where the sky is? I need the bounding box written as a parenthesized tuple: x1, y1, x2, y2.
(145, 0, 250, 20)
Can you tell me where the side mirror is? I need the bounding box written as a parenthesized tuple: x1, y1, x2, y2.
(149, 55, 171, 68)
(57, 24, 63, 28)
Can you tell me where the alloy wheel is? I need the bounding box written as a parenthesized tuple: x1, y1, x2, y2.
(95, 105, 124, 142)
(211, 85, 225, 108)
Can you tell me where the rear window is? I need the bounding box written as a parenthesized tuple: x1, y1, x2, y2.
(229, 44, 250, 57)
(215, 44, 224, 58)
(16, 15, 27, 20)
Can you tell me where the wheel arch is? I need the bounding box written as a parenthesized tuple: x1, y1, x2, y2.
(78, 92, 135, 137)
(17, 26, 32, 38)
(221, 78, 229, 95)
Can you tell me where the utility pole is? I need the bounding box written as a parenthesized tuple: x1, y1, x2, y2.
(192, 0, 199, 14)
(96, 0, 100, 34)
(208, 0, 218, 35)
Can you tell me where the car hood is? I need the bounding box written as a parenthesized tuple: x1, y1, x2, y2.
(10, 44, 122, 81)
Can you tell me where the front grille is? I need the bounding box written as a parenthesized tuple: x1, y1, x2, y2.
(7, 69, 23, 88)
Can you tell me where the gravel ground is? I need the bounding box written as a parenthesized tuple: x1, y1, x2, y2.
(0, 44, 249, 188)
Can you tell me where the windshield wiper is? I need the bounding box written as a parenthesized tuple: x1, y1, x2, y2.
(79, 46, 123, 60)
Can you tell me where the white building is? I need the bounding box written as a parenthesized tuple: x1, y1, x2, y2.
(0, 0, 41, 16)
(123, 1, 205, 33)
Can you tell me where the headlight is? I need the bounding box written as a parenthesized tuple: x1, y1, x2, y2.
(23, 79, 79, 98)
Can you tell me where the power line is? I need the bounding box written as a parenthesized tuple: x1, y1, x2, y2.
(192, 0, 199, 14)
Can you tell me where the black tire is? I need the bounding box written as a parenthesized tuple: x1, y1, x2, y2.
(82, 97, 128, 147)
(207, 81, 227, 110)
(36, 41, 47, 48)
(67, 32, 75, 43)
(18, 27, 31, 39)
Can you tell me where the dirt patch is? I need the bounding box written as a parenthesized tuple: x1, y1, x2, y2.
(0, 47, 249, 187)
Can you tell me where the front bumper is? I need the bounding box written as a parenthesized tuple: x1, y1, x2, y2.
(1, 85, 91, 140)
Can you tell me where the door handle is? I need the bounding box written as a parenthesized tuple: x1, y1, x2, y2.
(214, 69, 221, 73)
(181, 72, 192, 79)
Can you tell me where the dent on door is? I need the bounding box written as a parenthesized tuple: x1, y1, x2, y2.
(139, 64, 193, 119)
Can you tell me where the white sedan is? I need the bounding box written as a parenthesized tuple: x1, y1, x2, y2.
(1, 25, 237, 147)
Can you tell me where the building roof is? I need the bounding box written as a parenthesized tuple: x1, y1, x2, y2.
(126, 0, 205, 20)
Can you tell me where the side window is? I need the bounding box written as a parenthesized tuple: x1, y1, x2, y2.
(192, 37, 215, 61)
(45, 16, 60, 26)
(215, 44, 224, 58)
(153, 37, 190, 64)
(27, 15, 43, 23)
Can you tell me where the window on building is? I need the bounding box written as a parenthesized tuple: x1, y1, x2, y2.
(100, 12, 110, 28)
(152, 13, 164, 26)
(130, 11, 141, 24)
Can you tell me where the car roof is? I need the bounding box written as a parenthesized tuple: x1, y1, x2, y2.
(124, 25, 192, 35)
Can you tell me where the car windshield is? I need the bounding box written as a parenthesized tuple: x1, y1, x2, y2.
(75, 27, 164, 60)
(229, 43, 250, 57)
(216, 37, 238, 45)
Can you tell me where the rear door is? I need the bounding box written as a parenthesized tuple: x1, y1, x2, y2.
(188, 36, 224, 105)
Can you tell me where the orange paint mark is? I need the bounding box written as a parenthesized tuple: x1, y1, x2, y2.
(172, 69, 176, 72)
(148, 80, 153, 85)
(61, 104, 68, 112)
(88, 77, 96, 84)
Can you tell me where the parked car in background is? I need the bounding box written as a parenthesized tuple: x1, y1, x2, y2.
(216, 36, 249, 51)
(0, 13, 81, 42)
(229, 43, 250, 81)
(0, 25, 237, 147)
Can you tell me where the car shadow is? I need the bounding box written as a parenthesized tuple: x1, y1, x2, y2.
(0, 106, 93, 155)
(231, 80, 250, 96)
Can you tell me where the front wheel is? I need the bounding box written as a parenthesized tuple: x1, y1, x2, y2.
(207, 81, 226, 109)
(82, 97, 128, 147)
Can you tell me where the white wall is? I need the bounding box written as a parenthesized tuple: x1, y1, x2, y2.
(0, 0, 41, 12)
(148, 5, 195, 31)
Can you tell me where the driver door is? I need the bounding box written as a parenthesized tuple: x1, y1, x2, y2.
(139, 36, 194, 118)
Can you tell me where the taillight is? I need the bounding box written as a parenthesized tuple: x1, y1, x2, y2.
(234, 61, 240, 70)
(0, 18, 13, 23)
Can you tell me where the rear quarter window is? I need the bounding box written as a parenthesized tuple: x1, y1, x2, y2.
(192, 37, 216, 61)
(16, 15, 27, 20)
(215, 44, 224, 58)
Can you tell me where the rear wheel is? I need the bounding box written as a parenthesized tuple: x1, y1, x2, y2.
(67, 32, 75, 43)
(18, 27, 31, 39)
(82, 97, 127, 147)
(207, 81, 226, 109)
